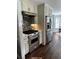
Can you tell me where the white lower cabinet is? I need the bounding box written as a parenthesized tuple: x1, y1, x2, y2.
(23, 34, 29, 55)
(24, 42, 29, 55)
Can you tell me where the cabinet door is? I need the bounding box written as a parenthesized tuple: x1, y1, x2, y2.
(45, 4, 51, 16)
(24, 42, 29, 55)
(34, 6, 37, 13)
(47, 7, 50, 16)
(28, 3, 34, 13)
(49, 8, 52, 16)
(45, 5, 48, 16)
(45, 4, 53, 16)
(21, 0, 28, 11)
(45, 5, 47, 16)
(21, 0, 35, 13)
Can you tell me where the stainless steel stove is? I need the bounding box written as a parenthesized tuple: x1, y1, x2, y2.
(23, 30, 39, 53)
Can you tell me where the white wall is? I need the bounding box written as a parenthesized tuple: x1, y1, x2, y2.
(17, 0, 25, 59)
(55, 15, 61, 28)
(53, 15, 61, 32)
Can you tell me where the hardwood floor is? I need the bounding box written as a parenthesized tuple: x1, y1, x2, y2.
(25, 32, 61, 59)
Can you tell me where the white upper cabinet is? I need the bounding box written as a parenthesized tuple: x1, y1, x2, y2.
(45, 5, 49, 16)
(49, 7, 53, 16)
(21, 0, 37, 13)
(21, 0, 28, 11)
(44, 4, 53, 16)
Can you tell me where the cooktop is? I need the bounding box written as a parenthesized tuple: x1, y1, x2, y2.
(23, 30, 38, 34)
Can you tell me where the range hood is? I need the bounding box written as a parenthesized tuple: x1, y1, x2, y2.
(22, 11, 36, 16)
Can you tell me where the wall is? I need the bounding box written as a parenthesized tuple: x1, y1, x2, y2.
(51, 15, 54, 34)
(17, 0, 25, 59)
(53, 15, 61, 32)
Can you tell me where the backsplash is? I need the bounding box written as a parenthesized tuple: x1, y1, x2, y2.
(23, 20, 32, 31)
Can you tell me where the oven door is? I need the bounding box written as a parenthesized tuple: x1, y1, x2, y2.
(31, 37, 38, 44)
(28, 34, 39, 52)
(28, 34, 39, 46)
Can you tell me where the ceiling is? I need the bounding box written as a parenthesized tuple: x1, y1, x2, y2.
(30, 0, 61, 15)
